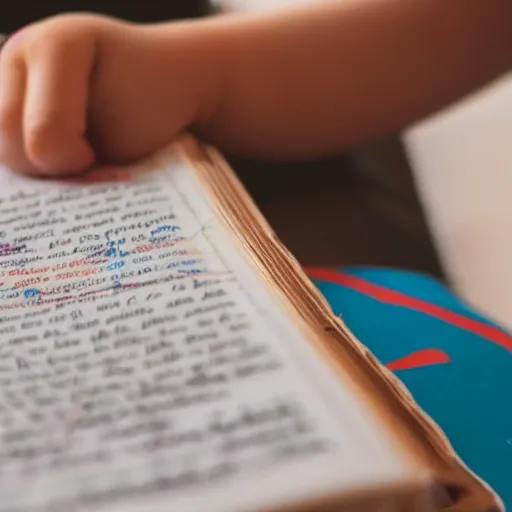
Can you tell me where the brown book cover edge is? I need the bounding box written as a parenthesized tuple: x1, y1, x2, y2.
(146, 135, 502, 512)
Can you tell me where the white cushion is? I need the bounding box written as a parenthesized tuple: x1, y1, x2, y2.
(405, 75, 512, 329)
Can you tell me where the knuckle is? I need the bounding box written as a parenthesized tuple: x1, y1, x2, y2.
(0, 42, 23, 75)
(40, 13, 100, 40)
(0, 41, 19, 63)
(23, 15, 98, 59)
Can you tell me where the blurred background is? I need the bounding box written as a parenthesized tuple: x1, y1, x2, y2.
(3, 0, 511, 328)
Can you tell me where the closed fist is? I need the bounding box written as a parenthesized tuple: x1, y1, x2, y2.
(0, 14, 216, 176)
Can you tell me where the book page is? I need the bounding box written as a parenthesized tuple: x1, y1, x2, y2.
(0, 153, 415, 512)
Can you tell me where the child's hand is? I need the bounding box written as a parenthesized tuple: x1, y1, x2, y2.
(0, 14, 217, 176)
(2, 2, 510, 172)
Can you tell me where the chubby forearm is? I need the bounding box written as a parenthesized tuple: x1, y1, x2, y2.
(166, 0, 512, 159)
(1, 2, 510, 175)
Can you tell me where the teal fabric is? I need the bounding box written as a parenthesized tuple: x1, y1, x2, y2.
(311, 267, 512, 508)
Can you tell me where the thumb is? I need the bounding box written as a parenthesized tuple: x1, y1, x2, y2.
(23, 27, 97, 175)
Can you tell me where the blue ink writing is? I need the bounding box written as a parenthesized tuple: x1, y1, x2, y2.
(150, 225, 181, 236)
(24, 288, 41, 299)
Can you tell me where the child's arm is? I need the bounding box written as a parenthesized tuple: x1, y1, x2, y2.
(0, 0, 511, 175)
(194, 0, 512, 159)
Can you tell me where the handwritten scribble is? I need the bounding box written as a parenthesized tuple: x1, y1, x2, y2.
(23, 288, 41, 299)
(0, 172, 346, 512)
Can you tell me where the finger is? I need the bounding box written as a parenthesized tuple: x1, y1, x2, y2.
(23, 32, 96, 175)
(0, 47, 35, 174)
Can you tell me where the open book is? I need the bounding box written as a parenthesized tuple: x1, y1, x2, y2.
(0, 136, 502, 511)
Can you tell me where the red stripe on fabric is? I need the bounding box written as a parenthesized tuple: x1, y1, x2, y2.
(306, 267, 512, 351)
(386, 349, 451, 371)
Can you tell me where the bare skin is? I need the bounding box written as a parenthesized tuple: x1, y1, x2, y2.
(0, 0, 511, 176)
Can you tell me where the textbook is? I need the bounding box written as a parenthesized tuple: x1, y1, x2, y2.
(0, 136, 502, 511)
